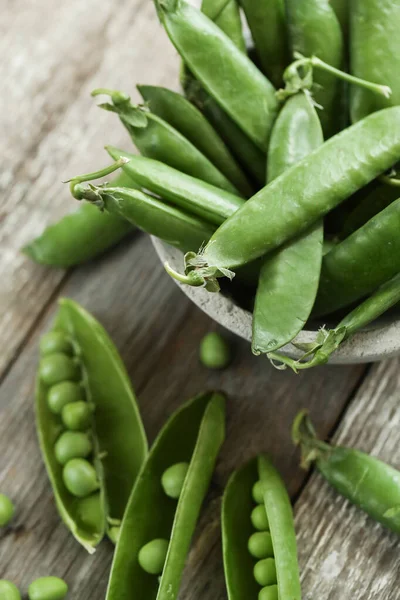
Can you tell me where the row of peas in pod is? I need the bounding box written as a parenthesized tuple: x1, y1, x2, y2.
(36, 298, 147, 552)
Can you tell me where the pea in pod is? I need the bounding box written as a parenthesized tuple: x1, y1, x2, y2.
(350, 0, 400, 122)
(93, 89, 241, 195)
(252, 92, 324, 354)
(222, 455, 301, 600)
(106, 391, 225, 600)
(155, 0, 278, 150)
(238, 0, 289, 88)
(314, 197, 400, 316)
(137, 85, 253, 197)
(292, 411, 400, 534)
(286, 0, 343, 138)
(36, 298, 147, 552)
(22, 171, 137, 268)
(174, 107, 400, 290)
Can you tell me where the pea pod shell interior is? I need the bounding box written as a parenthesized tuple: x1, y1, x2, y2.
(106, 391, 225, 600)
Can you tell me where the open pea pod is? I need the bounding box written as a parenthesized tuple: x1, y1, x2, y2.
(106, 391, 225, 600)
(222, 455, 301, 600)
(35, 298, 147, 553)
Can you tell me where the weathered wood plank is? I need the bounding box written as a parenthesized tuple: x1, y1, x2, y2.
(0, 0, 179, 377)
(0, 233, 365, 596)
(295, 358, 400, 600)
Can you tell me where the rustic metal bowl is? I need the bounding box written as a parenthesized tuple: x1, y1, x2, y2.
(152, 238, 400, 364)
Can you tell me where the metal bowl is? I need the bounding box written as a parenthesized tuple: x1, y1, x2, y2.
(152, 238, 400, 364)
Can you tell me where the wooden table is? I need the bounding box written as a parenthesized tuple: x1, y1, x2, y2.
(1, 1, 399, 598)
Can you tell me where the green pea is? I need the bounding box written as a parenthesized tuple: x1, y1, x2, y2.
(40, 331, 73, 357)
(28, 577, 68, 600)
(199, 332, 231, 369)
(75, 492, 103, 533)
(0, 580, 21, 600)
(0, 493, 15, 527)
(108, 526, 121, 544)
(254, 558, 277, 587)
(54, 431, 92, 465)
(248, 531, 274, 559)
(138, 538, 169, 575)
(252, 480, 265, 504)
(61, 401, 93, 431)
(47, 381, 83, 414)
(258, 585, 278, 600)
(62, 458, 99, 498)
(39, 353, 80, 387)
(161, 462, 189, 499)
(251, 504, 269, 531)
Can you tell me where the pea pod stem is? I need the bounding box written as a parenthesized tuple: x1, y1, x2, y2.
(380, 173, 400, 187)
(67, 159, 128, 200)
(279, 54, 392, 102)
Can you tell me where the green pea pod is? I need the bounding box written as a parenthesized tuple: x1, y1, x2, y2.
(22, 172, 136, 267)
(93, 89, 240, 196)
(106, 146, 244, 225)
(155, 0, 277, 151)
(292, 411, 400, 533)
(222, 455, 301, 600)
(252, 92, 324, 354)
(36, 299, 147, 552)
(201, 0, 246, 53)
(341, 181, 400, 238)
(137, 85, 253, 196)
(350, 0, 400, 122)
(314, 197, 400, 316)
(106, 391, 225, 600)
(270, 272, 400, 370)
(286, 0, 343, 138)
(177, 107, 400, 290)
(181, 75, 266, 186)
(330, 0, 349, 39)
(238, 0, 289, 88)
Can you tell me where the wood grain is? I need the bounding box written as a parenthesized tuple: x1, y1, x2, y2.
(295, 358, 400, 600)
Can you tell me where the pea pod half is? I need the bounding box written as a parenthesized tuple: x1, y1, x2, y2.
(93, 89, 240, 196)
(292, 411, 400, 534)
(252, 92, 324, 354)
(222, 455, 301, 600)
(155, 0, 277, 150)
(174, 106, 400, 290)
(137, 85, 253, 197)
(201, 0, 246, 53)
(23, 171, 137, 268)
(106, 391, 225, 600)
(36, 298, 147, 552)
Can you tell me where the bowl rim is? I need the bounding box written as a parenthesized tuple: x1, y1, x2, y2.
(152, 237, 400, 365)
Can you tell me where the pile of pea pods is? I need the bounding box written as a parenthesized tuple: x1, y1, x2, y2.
(24, 0, 400, 369)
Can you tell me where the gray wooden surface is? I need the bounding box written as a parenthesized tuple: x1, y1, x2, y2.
(0, 1, 398, 598)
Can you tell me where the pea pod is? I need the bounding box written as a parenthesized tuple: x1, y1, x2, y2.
(350, 0, 400, 122)
(105, 391, 225, 600)
(106, 146, 244, 225)
(314, 197, 400, 316)
(201, 0, 245, 53)
(93, 89, 240, 196)
(155, 0, 278, 150)
(222, 455, 301, 600)
(330, 0, 349, 39)
(182, 74, 266, 186)
(137, 85, 253, 196)
(22, 172, 136, 267)
(252, 92, 324, 354)
(292, 411, 400, 534)
(270, 272, 400, 371)
(238, 0, 289, 87)
(286, 0, 343, 138)
(36, 298, 147, 552)
(172, 107, 400, 290)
